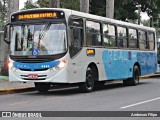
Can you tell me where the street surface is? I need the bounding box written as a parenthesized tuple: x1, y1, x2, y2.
(0, 78, 160, 120)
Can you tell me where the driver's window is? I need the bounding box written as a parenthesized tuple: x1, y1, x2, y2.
(69, 18, 83, 58)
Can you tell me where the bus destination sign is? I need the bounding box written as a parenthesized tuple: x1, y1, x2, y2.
(11, 11, 65, 22)
(18, 13, 57, 20)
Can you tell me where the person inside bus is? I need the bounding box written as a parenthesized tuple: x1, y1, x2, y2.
(103, 31, 112, 47)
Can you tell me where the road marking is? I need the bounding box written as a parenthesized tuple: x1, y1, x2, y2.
(121, 97, 160, 109)
(10, 101, 29, 106)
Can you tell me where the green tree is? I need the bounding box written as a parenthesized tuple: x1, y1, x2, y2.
(0, 0, 7, 30)
(61, 0, 79, 10)
(90, 0, 105, 17)
(23, 0, 38, 9)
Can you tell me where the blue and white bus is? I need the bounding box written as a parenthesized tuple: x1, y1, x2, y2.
(4, 8, 157, 93)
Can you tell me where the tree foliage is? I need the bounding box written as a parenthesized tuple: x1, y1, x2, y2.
(16, 0, 160, 29)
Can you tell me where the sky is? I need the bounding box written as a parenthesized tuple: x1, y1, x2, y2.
(19, 0, 27, 10)
(19, 0, 150, 20)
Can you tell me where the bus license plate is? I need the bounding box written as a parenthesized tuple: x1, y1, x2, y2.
(28, 74, 38, 79)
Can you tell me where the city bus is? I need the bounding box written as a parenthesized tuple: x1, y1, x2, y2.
(4, 8, 157, 93)
(157, 36, 160, 72)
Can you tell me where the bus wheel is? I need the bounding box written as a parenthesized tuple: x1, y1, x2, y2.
(131, 66, 140, 85)
(79, 67, 95, 92)
(123, 66, 140, 86)
(34, 83, 50, 93)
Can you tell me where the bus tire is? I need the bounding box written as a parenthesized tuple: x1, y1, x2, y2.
(123, 66, 140, 86)
(34, 83, 50, 93)
(131, 65, 140, 85)
(79, 67, 95, 92)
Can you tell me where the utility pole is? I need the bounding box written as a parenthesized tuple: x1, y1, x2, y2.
(80, 0, 89, 13)
(106, 0, 114, 18)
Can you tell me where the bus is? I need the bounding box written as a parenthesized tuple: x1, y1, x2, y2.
(157, 36, 160, 72)
(4, 8, 157, 93)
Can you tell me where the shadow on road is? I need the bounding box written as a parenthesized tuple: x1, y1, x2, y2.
(24, 81, 151, 96)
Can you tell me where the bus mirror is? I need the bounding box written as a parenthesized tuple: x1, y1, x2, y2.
(4, 23, 11, 44)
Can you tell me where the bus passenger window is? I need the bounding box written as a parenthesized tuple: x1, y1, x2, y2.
(129, 29, 138, 49)
(139, 31, 147, 50)
(103, 24, 116, 47)
(69, 18, 83, 58)
(148, 32, 155, 50)
(86, 21, 102, 46)
(117, 26, 127, 48)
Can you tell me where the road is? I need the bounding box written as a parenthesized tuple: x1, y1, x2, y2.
(0, 78, 160, 119)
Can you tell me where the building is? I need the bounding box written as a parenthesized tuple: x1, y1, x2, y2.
(0, 31, 5, 71)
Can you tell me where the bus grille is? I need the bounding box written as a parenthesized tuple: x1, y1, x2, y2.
(19, 68, 49, 71)
(21, 75, 47, 81)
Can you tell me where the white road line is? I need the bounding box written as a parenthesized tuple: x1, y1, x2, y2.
(10, 101, 28, 106)
(121, 97, 160, 109)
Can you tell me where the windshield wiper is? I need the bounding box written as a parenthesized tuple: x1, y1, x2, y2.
(37, 23, 51, 49)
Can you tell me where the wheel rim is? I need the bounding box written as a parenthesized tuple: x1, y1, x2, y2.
(134, 69, 139, 84)
(86, 72, 94, 89)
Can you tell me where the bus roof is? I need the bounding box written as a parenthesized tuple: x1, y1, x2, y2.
(13, 8, 155, 32)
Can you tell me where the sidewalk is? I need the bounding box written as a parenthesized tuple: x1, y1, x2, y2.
(0, 76, 35, 94)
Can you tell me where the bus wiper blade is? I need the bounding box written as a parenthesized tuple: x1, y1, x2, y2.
(38, 23, 50, 49)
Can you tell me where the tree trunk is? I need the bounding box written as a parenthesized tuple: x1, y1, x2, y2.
(7, 0, 19, 22)
(106, 0, 114, 18)
(50, 0, 60, 8)
(80, 0, 89, 13)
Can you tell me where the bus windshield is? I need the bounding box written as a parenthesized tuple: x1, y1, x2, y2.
(10, 23, 67, 56)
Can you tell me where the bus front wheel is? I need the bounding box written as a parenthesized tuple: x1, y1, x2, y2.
(79, 67, 95, 92)
(34, 83, 50, 93)
(123, 66, 140, 86)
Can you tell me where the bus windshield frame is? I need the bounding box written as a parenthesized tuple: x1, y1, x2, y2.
(9, 21, 68, 56)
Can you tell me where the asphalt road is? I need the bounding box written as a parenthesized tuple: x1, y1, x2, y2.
(0, 78, 160, 120)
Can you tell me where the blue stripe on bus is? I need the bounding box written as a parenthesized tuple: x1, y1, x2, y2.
(13, 60, 60, 71)
(102, 50, 157, 80)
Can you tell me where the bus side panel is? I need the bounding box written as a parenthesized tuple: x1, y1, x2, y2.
(102, 50, 134, 80)
(137, 52, 157, 76)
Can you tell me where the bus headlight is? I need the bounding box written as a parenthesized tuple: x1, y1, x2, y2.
(8, 61, 13, 68)
(55, 60, 67, 70)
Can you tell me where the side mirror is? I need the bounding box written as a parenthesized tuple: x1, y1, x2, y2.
(4, 23, 11, 44)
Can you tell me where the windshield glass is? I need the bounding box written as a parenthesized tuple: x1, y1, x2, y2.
(10, 23, 67, 56)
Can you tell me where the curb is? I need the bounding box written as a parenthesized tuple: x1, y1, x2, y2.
(0, 76, 9, 81)
(0, 87, 35, 95)
(140, 74, 160, 79)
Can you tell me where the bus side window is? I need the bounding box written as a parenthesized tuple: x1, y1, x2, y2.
(117, 26, 127, 48)
(129, 28, 138, 49)
(86, 21, 102, 46)
(103, 24, 116, 47)
(148, 32, 155, 50)
(69, 18, 83, 58)
(139, 30, 147, 50)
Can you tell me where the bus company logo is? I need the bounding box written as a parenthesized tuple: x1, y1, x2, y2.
(2, 112, 11, 117)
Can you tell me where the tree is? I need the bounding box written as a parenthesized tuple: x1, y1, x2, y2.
(114, 0, 138, 21)
(106, 0, 114, 18)
(80, 0, 89, 13)
(0, 0, 7, 30)
(50, 0, 60, 8)
(23, 0, 38, 9)
(61, 0, 79, 10)
(90, 0, 105, 17)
